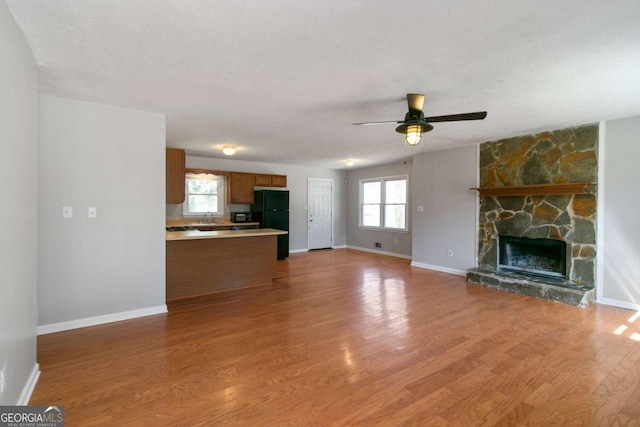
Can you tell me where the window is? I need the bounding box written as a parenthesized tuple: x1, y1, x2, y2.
(359, 176, 408, 231)
(183, 173, 225, 216)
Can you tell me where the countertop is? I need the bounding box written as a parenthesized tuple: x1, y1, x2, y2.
(166, 228, 287, 241)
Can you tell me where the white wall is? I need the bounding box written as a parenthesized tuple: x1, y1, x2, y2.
(169, 156, 347, 251)
(0, 2, 39, 404)
(38, 96, 167, 330)
(599, 115, 640, 310)
(411, 146, 478, 274)
(346, 160, 413, 257)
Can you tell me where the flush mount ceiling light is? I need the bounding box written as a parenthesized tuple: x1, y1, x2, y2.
(344, 159, 354, 167)
(353, 93, 487, 147)
(222, 145, 236, 156)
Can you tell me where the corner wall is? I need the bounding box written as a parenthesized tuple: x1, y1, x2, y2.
(411, 147, 478, 273)
(0, 2, 39, 404)
(38, 96, 167, 329)
(600, 115, 640, 309)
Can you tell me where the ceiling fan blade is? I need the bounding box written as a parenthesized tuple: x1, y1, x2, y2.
(422, 111, 487, 122)
(407, 93, 425, 112)
(352, 120, 402, 126)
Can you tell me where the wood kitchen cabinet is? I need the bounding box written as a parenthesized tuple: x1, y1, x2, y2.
(166, 148, 186, 203)
(255, 174, 287, 188)
(228, 172, 255, 204)
(270, 174, 287, 187)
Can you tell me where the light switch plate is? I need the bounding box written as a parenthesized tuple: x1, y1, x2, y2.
(88, 207, 97, 218)
(62, 206, 73, 218)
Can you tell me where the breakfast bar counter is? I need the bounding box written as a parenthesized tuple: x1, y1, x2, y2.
(166, 228, 286, 241)
(166, 228, 288, 302)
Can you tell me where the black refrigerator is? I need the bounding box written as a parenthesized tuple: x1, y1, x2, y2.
(251, 190, 289, 259)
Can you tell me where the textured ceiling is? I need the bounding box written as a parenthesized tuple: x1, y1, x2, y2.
(6, 0, 640, 169)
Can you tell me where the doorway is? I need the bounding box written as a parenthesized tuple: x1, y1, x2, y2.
(308, 178, 333, 250)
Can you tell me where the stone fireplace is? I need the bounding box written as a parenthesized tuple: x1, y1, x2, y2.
(466, 124, 598, 306)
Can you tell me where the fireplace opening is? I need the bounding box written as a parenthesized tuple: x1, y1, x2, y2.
(498, 236, 566, 278)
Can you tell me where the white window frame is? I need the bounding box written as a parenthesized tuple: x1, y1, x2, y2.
(182, 173, 225, 217)
(359, 175, 409, 232)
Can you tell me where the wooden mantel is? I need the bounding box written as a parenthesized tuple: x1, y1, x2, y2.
(471, 182, 595, 197)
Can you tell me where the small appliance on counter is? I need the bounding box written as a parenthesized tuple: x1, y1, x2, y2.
(230, 212, 252, 223)
(251, 190, 289, 259)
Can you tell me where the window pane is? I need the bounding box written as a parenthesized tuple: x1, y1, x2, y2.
(384, 205, 406, 229)
(385, 179, 406, 204)
(362, 182, 381, 203)
(362, 205, 381, 227)
(188, 195, 218, 213)
(187, 179, 218, 194)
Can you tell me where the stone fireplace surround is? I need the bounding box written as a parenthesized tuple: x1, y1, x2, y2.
(466, 124, 598, 307)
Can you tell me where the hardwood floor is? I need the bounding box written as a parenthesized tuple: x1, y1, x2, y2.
(31, 249, 640, 426)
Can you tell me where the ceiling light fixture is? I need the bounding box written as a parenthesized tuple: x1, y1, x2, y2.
(403, 124, 423, 146)
(354, 94, 487, 147)
(395, 122, 432, 147)
(345, 159, 354, 167)
(222, 145, 236, 156)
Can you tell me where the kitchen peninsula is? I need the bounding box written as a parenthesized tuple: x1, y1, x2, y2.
(166, 228, 288, 301)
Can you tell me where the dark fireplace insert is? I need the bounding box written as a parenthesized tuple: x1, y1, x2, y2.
(498, 236, 566, 278)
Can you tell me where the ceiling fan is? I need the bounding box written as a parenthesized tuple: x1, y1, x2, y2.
(353, 93, 487, 146)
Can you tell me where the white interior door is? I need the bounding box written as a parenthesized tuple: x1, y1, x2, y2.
(308, 178, 333, 250)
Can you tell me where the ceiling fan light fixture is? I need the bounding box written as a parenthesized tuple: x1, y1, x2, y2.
(355, 93, 487, 149)
(405, 125, 423, 146)
(222, 145, 236, 156)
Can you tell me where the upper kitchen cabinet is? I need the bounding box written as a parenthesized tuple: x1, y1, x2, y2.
(270, 175, 287, 187)
(255, 174, 287, 188)
(229, 172, 255, 204)
(166, 148, 186, 203)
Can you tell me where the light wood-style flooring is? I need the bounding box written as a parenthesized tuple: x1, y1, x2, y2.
(31, 249, 640, 426)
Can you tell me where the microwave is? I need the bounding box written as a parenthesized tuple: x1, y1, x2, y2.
(230, 212, 252, 223)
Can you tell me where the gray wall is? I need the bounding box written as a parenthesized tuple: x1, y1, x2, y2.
(600, 115, 640, 309)
(0, 2, 38, 404)
(38, 96, 167, 327)
(346, 160, 412, 257)
(168, 156, 347, 251)
(411, 146, 478, 273)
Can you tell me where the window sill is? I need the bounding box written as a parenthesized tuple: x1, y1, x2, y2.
(358, 226, 409, 234)
(183, 213, 225, 218)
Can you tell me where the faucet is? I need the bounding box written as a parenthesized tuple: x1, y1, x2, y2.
(202, 212, 213, 224)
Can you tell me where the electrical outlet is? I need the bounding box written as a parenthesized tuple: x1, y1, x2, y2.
(375, 242, 382, 248)
(447, 249, 454, 257)
(62, 206, 73, 218)
(393, 238, 398, 245)
(417, 205, 424, 212)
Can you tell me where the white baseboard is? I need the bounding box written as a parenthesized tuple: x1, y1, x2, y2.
(410, 261, 467, 277)
(37, 305, 168, 335)
(596, 297, 640, 311)
(289, 246, 347, 253)
(289, 249, 309, 254)
(347, 245, 412, 260)
(17, 364, 40, 405)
